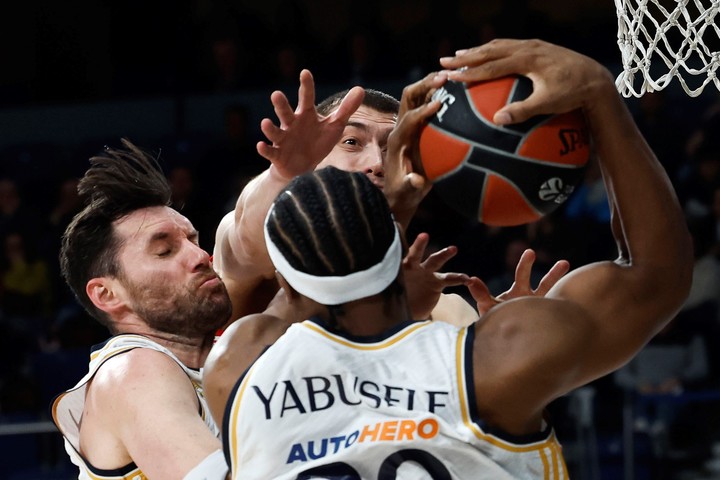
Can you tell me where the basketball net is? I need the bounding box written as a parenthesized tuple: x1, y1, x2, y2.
(615, 0, 720, 97)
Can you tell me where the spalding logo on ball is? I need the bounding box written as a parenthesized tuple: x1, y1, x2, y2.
(419, 75, 591, 226)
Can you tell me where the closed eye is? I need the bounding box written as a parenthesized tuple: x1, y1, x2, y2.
(188, 232, 200, 246)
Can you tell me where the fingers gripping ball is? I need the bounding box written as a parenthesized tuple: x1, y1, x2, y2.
(419, 76, 590, 226)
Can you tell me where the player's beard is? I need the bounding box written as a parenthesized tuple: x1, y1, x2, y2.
(124, 274, 232, 339)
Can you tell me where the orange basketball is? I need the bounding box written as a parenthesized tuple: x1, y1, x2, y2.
(419, 75, 591, 226)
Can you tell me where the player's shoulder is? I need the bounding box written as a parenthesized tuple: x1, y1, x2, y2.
(209, 314, 283, 367)
(476, 295, 580, 330)
(215, 210, 236, 241)
(90, 347, 189, 399)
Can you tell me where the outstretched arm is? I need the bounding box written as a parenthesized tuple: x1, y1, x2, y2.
(213, 71, 364, 322)
(442, 39, 693, 434)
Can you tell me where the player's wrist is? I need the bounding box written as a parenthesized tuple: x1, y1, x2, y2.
(267, 164, 296, 183)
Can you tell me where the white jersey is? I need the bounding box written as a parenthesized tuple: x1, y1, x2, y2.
(224, 319, 568, 479)
(52, 334, 220, 480)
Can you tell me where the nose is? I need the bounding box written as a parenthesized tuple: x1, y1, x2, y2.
(361, 147, 384, 178)
(364, 161, 384, 178)
(189, 242, 212, 271)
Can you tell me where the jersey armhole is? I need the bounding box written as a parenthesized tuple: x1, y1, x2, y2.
(221, 344, 271, 467)
(463, 324, 554, 445)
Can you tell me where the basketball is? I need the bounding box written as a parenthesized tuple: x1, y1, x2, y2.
(418, 75, 591, 226)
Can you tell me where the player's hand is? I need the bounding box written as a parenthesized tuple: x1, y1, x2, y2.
(403, 232, 470, 320)
(466, 249, 570, 315)
(257, 69, 365, 179)
(438, 38, 612, 125)
(384, 72, 447, 230)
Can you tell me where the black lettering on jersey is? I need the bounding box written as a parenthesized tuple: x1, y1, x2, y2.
(251, 374, 450, 420)
(359, 380, 381, 408)
(281, 380, 307, 417)
(252, 383, 278, 420)
(427, 391, 449, 413)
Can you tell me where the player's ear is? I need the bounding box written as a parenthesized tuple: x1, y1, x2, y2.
(86, 277, 126, 315)
(275, 272, 300, 300)
(270, 271, 323, 322)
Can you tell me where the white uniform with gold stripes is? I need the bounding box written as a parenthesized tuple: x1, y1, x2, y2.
(52, 334, 220, 480)
(223, 319, 568, 479)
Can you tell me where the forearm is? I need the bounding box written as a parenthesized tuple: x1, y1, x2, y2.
(232, 166, 294, 276)
(430, 293, 478, 327)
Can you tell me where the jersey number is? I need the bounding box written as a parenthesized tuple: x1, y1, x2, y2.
(296, 449, 451, 479)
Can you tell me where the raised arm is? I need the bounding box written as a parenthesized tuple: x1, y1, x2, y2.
(213, 71, 363, 322)
(442, 39, 693, 433)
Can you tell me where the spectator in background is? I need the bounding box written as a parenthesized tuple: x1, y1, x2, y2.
(524, 213, 575, 270)
(564, 158, 611, 225)
(331, 28, 385, 86)
(203, 104, 267, 210)
(0, 178, 41, 242)
(347, 30, 379, 85)
(614, 213, 720, 466)
(271, 43, 305, 91)
(209, 37, 243, 92)
(44, 178, 82, 304)
(681, 143, 720, 220)
(562, 157, 616, 265)
(47, 178, 82, 234)
(675, 214, 720, 384)
(0, 229, 53, 410)
(168, 166, 199, 216)
(199, 104, 268, 234)
(678, 106, 720, 220)
(486, 237, 549, 296)
(0, 230, 53, 328)
(614, 317, 710, 467)
(36, 176, 110, 357)
(166, 165, 222, 254)
(632, 91, 690, 181)
(615, 319, 710, 414)
(614, 311, 712, 472)
(683, 215, 720, 319)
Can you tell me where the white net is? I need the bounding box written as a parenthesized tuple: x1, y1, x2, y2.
(615, 0, 720, 97)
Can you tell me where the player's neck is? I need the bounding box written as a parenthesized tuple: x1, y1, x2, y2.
(123, 329, 215, 369)
(330, 294, 413, 337)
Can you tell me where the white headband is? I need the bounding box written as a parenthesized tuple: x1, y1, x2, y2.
(264, 210, 402, 305)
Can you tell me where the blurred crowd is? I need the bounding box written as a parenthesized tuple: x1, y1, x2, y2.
(1, 0, 720, 477)
(1, 0, 617, 107)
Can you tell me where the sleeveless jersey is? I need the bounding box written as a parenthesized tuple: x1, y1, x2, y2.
(52, 334, 220, 480)
(223, 319, 568, 479)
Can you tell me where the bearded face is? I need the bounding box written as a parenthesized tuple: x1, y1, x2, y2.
(123, 269, 232, 338)
(108, 206, 233, 339)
